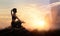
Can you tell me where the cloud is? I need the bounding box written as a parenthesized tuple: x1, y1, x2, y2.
(49, 2, 60, 29)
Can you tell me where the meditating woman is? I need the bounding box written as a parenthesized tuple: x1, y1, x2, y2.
(11, 8, 24, 28)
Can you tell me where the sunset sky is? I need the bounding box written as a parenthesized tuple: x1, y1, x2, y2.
(0, 0, 60, 31)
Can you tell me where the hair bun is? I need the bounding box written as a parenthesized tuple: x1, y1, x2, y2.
(12, 8, 17, 13)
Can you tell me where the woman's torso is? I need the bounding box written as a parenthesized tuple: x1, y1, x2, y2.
(12, 14, 16, 20)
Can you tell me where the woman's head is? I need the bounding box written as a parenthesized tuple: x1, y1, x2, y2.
(12, 8, 17, 13)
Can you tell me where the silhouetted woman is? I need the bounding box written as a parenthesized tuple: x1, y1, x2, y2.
(11, 8, 24, 28)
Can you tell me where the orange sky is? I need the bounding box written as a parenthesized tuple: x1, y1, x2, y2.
(0, 0, 60, 31)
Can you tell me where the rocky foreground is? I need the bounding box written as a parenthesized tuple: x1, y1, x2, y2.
(0, 26, 60, 36)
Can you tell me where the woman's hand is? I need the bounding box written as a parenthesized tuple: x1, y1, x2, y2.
(21, 21, 25, 23)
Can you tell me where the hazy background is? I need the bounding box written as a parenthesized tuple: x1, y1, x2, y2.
(0, 0, 60, 31)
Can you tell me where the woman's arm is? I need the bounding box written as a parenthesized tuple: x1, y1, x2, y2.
(16, 16, 25, 23)
(11, 10, 12, 16)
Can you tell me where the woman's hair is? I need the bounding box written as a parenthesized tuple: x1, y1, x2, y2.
(12, 8, 17, 13)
